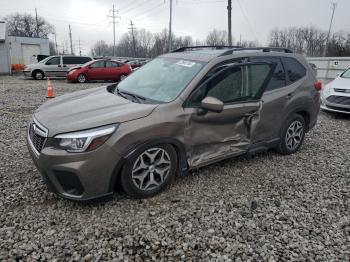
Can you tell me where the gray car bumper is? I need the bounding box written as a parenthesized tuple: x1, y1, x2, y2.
(27, 134, 120, 201)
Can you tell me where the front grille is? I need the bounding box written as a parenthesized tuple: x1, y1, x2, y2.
(326, 95, 350, 106)
(28, 120, 48, 154)
(334, 88, 350, 93)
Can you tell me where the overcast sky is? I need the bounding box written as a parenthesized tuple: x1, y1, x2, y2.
(0, 0, 349, 55)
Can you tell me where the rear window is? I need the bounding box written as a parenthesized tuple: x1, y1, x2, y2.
(283, 57, 306, 83)
(250, 57, 286, 91)
(63, 57, 91, 65)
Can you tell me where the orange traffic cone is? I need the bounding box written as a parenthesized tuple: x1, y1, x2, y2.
(46, 78, 55, 98)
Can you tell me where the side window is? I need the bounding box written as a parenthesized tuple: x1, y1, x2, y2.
(188, 64, 272, 106)
(46, 57, 60, 65)
(106, 61, 119, 68)
(90, 61, 105, 68)
(250, 57, 286, 91)
(283, 57, 306, 83)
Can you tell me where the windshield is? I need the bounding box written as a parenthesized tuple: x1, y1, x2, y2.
(341, 68, 350, 79)
(39, 57, 52, 63)
(117, 57, 204, 103)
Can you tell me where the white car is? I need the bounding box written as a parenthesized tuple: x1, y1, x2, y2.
(321, 67, 350, 114)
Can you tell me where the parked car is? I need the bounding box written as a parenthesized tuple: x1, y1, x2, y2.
(127, 60, 143, 69)
(66, 59, 132, 83)
(23, 55, 92, 80)
(27, 46, 320, 201)
(321, 67, 350, 114)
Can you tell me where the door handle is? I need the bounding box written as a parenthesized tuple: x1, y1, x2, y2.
(63, 65, 67, 67)
(58, 65, 61, 67)
(286, 93, 293, 99)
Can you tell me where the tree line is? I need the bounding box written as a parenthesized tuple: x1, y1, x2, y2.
(4, 13, 350, 58)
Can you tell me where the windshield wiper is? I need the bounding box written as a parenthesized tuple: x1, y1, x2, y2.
(115, 88, 146, 104)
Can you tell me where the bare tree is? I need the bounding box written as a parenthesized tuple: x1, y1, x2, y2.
(206, 29, 228, 46)
(5, 13, 54, 38)
(91, 40, 111, 57)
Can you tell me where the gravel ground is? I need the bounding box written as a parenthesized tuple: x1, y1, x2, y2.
(0, 75, 349, 261)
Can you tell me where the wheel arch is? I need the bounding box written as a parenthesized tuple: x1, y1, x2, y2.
(32, 69, 45, 79)
(281, 107, 311, 135)
(108, 138, 188, 192)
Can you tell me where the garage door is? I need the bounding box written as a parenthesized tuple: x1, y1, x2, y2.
(22, 44, 41, 65)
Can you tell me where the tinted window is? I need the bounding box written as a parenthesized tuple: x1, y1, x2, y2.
(106, 61, 119, 68)
(90, 61, 105, 68)
(188, 64, 272, 106)
(250, 57, 286, 91)
(46, 57, 60, 65)
(63, 56, 91, 64)
(283, 57, 306, 83)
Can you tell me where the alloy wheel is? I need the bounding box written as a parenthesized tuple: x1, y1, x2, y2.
(132, 147, 171, 191)
(120, 74, 127, 81)
(285, 120, 304, 151)
(78, 74, 86, 83)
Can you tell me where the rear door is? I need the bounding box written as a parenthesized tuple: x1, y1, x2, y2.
(184, 62, 275, 168)
(105, 61, 121, 80)
(249, 56, 306, 143)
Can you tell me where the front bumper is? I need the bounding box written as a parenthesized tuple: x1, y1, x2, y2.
(27, 133, 122, 201)
(321, 94, 350, 114)
(23, 70, 32, 77)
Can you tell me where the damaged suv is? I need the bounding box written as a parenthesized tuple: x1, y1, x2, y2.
(27, 46, 320, 201)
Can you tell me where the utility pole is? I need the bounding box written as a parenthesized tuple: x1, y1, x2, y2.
(78, 38, 82, 56)
(35, 8, 39, 37)
(168, 0, 173, 52)
(324, 2, 337, 57)
(54, 33, 58, 54)
(129, 20, 137, 57)
(108, 4, 120, 57)
(69, 24, 74, 55)
(227, 0, 232, 46)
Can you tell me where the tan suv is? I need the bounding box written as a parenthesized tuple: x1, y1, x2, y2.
(27, 46, 320, 201)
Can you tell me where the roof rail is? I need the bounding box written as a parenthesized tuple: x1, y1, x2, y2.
(172, 45, 242, 53)
(221, 47, 293, 56)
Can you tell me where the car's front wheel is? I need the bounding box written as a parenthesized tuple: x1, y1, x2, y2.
(120, 144, 178, 198)
(77, 73, 87, 83)
(277, 114, 306, 155)
(32, 70, 45, 80)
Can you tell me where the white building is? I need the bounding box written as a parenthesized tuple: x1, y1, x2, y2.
(0, 21, 11, 74)
(0, 21, 50, 74)
(8, 36, 50, 65)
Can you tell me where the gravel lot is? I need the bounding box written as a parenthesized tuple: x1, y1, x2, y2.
(0, 75, 349, 261)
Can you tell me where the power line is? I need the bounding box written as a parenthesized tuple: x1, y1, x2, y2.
(108, 4, 120, 57)
(236, 0, 259, 42)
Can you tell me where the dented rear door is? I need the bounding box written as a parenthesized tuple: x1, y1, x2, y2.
(183, 62, 275, 168)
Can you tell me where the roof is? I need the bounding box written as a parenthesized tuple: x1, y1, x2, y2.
(162, 46, 294, 63)
(0, 21, 6, 42)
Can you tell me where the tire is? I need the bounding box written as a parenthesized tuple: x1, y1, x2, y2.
(120, 74, 128, 81)
(277, 114, 306, 155)
(32, 70, 45, 80)
(77, 74, 87, 83)
(120, 144, 178, 198)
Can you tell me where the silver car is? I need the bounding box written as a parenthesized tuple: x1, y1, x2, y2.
(23, 55, 92, 80)
(321, 67, 350, 114)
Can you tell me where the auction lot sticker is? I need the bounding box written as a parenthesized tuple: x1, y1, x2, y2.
(176, 60, 196, 67)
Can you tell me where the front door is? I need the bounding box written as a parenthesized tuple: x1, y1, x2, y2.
(43, 56, 62, 77)
(86, 60, 106, 80)
(184, 62, 275, 168)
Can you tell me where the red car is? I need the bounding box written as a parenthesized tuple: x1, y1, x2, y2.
(67, 59, 132, 83)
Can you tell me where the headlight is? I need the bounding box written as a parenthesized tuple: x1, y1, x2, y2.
(55, 124, 118, 153)
(323, 84, 332, 96)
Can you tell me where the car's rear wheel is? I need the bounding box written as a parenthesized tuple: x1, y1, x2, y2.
(120, 144, 178, 198)
(120, 74, 128, 81)
(277, 114, 306, 155)
(33, 70, 44, 80)
(77, 74, 87, 83)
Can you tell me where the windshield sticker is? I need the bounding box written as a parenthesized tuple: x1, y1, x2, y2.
(176, 60, 196, 67)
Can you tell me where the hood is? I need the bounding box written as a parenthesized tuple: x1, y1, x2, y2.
(34, 86, 158, 137)
(68, 66, 82, 71)
(330, 77, 350, 90)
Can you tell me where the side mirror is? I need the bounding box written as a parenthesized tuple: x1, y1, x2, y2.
(200, 96, 224, 113)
